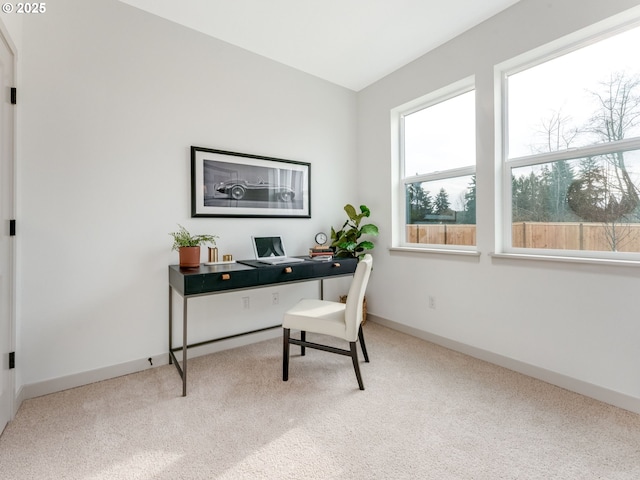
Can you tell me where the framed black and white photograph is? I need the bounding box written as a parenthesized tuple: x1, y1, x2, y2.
(191, 146, 311, 218)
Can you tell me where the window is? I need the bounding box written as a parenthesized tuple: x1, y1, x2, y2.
(503, 23, 640, 259)
(398, 83, 476, 248)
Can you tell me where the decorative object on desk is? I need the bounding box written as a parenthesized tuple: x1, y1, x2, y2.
(314, 231, 328, 246)
(309, 248, 333, 260)
(169, 224, 218, 268)
(309, 232, 333, 259)
(204, 249, 235, 265)
(191, 146, 311, 218)
(330, 204, 379, 259)
(309, 232, 333, 260)
(309, 245, 333, 259)
(310, 255, 333, 261)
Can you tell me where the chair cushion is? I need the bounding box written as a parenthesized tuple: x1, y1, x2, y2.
(282, 299, 350, 340)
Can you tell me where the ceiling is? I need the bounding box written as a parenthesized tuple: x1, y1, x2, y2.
(119, 0, 521, 91)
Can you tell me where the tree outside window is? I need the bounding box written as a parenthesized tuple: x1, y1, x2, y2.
(400, 87, 476, 247)
(506, 24, 640, 255)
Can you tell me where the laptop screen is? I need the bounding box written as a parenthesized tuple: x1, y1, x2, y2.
(252, 236, 287, 260)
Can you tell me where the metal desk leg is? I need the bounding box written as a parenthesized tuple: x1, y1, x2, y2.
(182, 297, 188, 397)
(168, 286, 173, 365)
(168, 287, 189, 396)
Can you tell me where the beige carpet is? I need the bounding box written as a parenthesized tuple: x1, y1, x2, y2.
(1, 322, 639, 479)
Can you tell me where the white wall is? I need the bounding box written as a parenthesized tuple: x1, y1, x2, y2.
(358, 0, 640, 412)
(16, 0, 357, 393)
(14, 0, 640, 413)
(0, 6, 22, 52)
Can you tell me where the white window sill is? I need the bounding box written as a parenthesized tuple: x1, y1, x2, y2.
(390, 246, 481, 257)
(490, 252, 640, 268)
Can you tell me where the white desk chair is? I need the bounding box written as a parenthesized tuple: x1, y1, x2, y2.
(282, 254, 373, 390)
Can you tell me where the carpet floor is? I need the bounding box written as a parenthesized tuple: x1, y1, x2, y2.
(1, 322, 639, 479)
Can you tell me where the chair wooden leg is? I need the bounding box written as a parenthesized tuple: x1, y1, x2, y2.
(358, 325, 369, 363)
(300, 330, 306, 356)
(283, 328, 290, 381)
(349, 341, 364, 390)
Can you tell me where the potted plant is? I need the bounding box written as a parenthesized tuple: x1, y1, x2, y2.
(170, 224, 218, 268)
(330, 204, 379, 259)
(331, 204, 378, 324)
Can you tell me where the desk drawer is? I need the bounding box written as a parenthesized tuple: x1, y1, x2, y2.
(312, 257, 358, 277)
(257, 262, 315, 284)
(184, 269, 259, 295)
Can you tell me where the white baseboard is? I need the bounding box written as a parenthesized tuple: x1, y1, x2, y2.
(19, 317, 639, 415)
(369, 314, 640, 415)
(20, 327, 282, 401)
(21, 353, 170, 400)
(14, 384, 24, 418)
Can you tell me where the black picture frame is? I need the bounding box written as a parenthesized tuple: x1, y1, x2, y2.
(191, 146, 311, 218)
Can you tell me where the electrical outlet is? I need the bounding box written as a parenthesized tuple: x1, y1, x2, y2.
(242, 296, 250, 309)
(428, 296, 436, 309)
(272, 292, 279, 305)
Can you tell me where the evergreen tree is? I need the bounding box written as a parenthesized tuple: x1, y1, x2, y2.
(433, 188, 451, 217)
(538, 165, 553, 221)
(567, 157, 614, 222)
(406, 183, 433, 223)
(547, 160, 575, 220)
(460, 175, 476, 224)
(512, 171, 545, 221)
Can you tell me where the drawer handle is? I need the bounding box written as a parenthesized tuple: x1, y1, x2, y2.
(333, 262, 341, 267)
(221, 273, 231, 280)
(284, 267, 293, 273)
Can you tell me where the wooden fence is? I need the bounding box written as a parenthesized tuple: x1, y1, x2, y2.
(407, 222, 640, 251)
(406, 224, 476, 246)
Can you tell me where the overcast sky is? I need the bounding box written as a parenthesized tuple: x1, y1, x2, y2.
(402, 24, 640, 210)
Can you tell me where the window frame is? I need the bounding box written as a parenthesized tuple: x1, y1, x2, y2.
(393, 77, 477, 252)
(498, 19, 640, 262)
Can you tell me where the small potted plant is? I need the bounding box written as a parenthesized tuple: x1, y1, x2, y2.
(170, 224, 218, 268)
(330, 204, 379, 259)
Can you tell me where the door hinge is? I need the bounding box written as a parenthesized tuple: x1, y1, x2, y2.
(11, 87, 16, 105)
(9, 352, 15, 369)
(9, 219, 15, 236)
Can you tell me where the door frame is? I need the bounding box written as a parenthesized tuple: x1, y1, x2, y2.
(0, 18, 17, 432)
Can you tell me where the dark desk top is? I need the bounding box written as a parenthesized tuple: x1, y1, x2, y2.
(169, 257, 357, 296)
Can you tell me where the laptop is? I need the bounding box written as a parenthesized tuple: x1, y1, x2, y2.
(252, 236, 305, 265)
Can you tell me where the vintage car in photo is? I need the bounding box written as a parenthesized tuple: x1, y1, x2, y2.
(214, 179, 295, 202)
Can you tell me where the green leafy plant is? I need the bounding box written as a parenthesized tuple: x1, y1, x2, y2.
(330, 204, 379, 259)
(169, 224, 218, 251)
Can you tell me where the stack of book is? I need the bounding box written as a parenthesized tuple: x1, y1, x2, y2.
(309, 246, 333, 260)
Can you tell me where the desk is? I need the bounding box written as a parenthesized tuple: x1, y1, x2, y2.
(168, 257, 358, 396)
